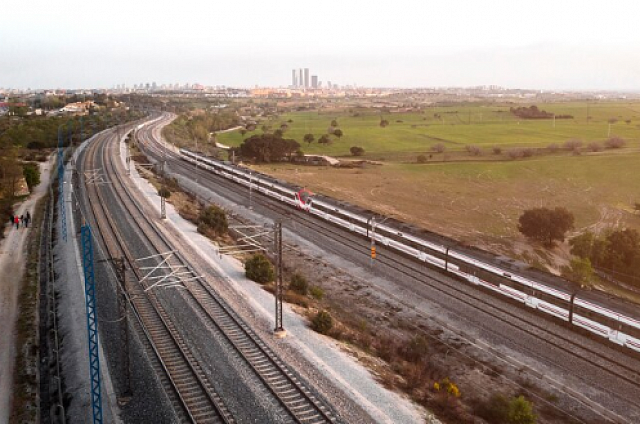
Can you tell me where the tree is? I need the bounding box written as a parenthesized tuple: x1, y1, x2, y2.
(379, 119, 389, 128)
(240, 129, 247, 136)
(605, 136, 626, 149)
(303, 133, 315, 145)
(416, 154, 427, 163)
(465, 145, 482, 156)
(350, 146, 365, 156)
(561, 257, 594, 287)
(22, 163, 40, 191)
(570, 231, 607, 266)
(518, 207, 575, 247)
(432, 143, 445, 153)
(245, 253, 275, 284)
(333, 128, 343, 139)
(318, 135, 331, 145)
(603, 229, 640, 271)
(330, 119, 338, 127)
(274, 129, 284, 138)
(507, 396, 536, 424)
(239, 134, 300, 163)
(197, 205, 228, 236)
(564, 138, 583, 151)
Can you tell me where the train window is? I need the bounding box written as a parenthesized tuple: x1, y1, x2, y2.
(623, 324, 640, 339)
(503, 273, 511, 278)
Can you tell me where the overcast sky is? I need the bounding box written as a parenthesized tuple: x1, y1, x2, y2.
(2, 0, 639, 90)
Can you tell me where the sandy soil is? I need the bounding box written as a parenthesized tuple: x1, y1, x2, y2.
(0, 157, 53, 424)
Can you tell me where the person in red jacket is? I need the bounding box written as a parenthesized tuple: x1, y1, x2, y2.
(14, 215, 20, 229)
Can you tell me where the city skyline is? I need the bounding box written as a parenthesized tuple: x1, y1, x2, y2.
(1, 1, 639, 90)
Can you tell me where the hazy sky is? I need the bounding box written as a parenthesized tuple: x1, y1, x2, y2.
(2, 0, 639, 90)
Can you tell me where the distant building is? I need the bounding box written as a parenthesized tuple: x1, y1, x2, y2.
(292, 69, 297, 87)
(311, 75, 318, 89)
(304, 68, 309, 88)
(299, 69, 303, 88)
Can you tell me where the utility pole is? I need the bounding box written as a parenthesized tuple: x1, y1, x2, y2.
(370, 217, 377, 266)
(113, 258, 132, 401)
(274, 221, 285, 336)
(249, 171, 253, 210)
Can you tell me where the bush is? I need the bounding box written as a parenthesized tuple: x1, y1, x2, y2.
(547, 143, 559, 153)
(564, 138, 583, 150)
(432, 143, 446, 153)
(522, 148, 535, 158)
(289, 273, 308, 295)
(465, 145, 482, 156)
(245, 253, 275, 284)
(507, 148, 524, 160)
(402, 335, 429, 363)
(309, 286, 324, 300)
(416, 154, 427, 164)
(587, 141, 602, 152)
(379, 119, 389, 128)
(197, 205, 228, 236)
(474, 393, 510, 423)
(492, 146, 502, 155)
(22, 163, 40, 191)
(350, 146, 365, 156)
(158, 186, 171, 199)
(311, 310, 333, 334)
(508, 396, 536, 424)
(605, 136, 626, 149)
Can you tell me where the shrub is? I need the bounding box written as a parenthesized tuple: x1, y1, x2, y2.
(465, 145, 482, 156)
(379, 119, 389, 128)
(330, 119, 338, 127)
(309, 286, 324, 300)
(605, 136, 626, 149)
(416, 154, 427, 164)
(402, 335, 429, 363)
(522, 148, 535, 158)
(563, 138, 583, 150)
(492, 146, 502, 155)
(245, 253, 275, 284)
(507, 148, 524, 160)
(158, 186, 171, 199)
(508, 396, 536, 424)
(474, 393, 510, 423)
(289, 273, 308, 295)
(547, 143, 560, 153)
(311, 310, 333, 334)
(197, 205, 228, 236)
(432, 143, 446, 153)
(350, 146, 365, 156)
(22, 163, 41, 190)
(587, 141, 602, 152)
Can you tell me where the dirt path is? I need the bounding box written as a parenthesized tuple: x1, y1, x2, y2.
(0, 157, 53, 424)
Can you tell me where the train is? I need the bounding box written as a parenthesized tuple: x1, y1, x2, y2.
(179, 148, 640, 353)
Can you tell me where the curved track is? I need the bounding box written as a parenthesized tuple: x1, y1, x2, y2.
(136, 114, 640, 422)
(79, 124, 338, 423)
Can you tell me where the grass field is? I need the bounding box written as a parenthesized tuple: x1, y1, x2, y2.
(214, 101, 640, 273)
(218, 102, 640, 158)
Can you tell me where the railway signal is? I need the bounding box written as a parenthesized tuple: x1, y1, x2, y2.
(371, 246, 376, 259)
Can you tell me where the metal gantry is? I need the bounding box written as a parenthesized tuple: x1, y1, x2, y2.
(80, 225, 103, 424)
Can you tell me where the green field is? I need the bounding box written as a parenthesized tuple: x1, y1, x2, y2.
(218, 102, 640, 158)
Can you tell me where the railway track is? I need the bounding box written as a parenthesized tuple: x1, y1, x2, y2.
(80, 125, 338, 423)
(134, 115, 640, 421)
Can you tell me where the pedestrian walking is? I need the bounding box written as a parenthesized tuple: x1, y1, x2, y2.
(25, 211, 31, 228)
(20, 214, 24, 228)
(14, 215, 20, 229)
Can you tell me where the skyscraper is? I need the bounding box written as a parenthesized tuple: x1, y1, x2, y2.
(292, 70, 297, 87)
(304, 68, 309, 88)
(311, 75, 318, 89)
(299, 69, 303, 88)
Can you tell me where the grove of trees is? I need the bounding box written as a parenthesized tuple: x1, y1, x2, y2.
(570, 229, 640, 286)
(238, 134, 300, 163)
